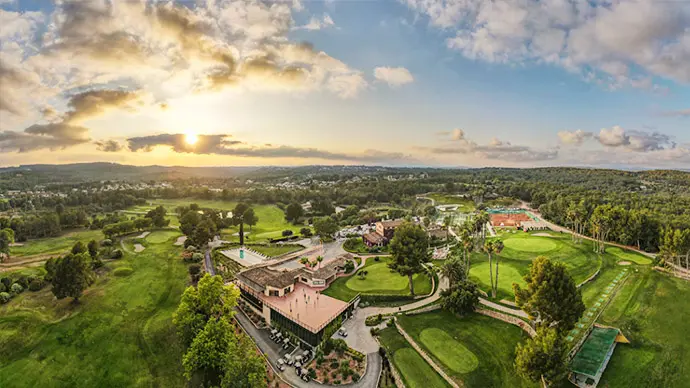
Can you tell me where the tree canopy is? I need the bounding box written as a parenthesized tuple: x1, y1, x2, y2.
(49, 252, 93, 302)
(389, 222, 430, 296)
(515, 326, 568, 385)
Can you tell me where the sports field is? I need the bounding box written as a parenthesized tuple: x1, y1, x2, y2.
(595, 268, 690, 387)
(377, 327, 449, 388)
(0, 234, 188, 386)
(396, 311, 537, 387)
(322, 257, 432, 302)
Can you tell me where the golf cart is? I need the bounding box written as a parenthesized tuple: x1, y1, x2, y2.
(282, 337, 291, 349)
(338, 328, 348, 337)
(269, 329, 278, 340)
(276, 359, 286, 371)
(302, 349, 311, 360)
(284, 354, 293, 366)
(273, 332, 283, 343)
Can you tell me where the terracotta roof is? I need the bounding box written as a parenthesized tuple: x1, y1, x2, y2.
(237, 267, 302, 290)
(363, 232, 384, 244)
(309, 254, 352, 279)
(378, 219, 404, 228)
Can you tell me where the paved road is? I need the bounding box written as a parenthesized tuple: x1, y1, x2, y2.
(204, 249, 215, 276)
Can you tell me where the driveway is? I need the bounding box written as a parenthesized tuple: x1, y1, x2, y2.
(235, 308, 381, 388)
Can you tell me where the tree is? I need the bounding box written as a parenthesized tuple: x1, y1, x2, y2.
(389, 222, 430, 296)
(71, 241, 87, 255)
(190, 218, 217, 248)
(439, 257, 466, 287)
(173, 273, 239, 348)
(458, 225, 475, 276)
(182, 318, 235, 386)
(285, 203, 303, 223)
(243, 208, 258, 231)
(0, 228, 15, 261)
(87, 239, 99, 259)
(50, 253, 93, 302)
(440, 280, 480, 315)
(484, 239, 504, 298)
(317, 255, 324, 269)
(282, 229, 294, 237)
(513, 256, 585, 332)
(221, 335, 267, 388)
(300, 227, 312, 237)
(179, 211, 201, 237)
(314, 216, 338, 240)
(515, 327, 568, 385)
(146, 205, 169, 228)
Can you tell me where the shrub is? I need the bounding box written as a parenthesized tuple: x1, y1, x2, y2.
(28, 278, 45, 291)
(191, 252, 204, 262)
(343, 261, 355, 274)
(370, 327, 380, 336)
(189, 264, 201, 275)
(374, 256, 380, 262)
(282, 230, 293, 237)
(0, 283, 5, 293)
(365, 315, 383, 326)
(113, 267, 134, 277)
(0, 292, 10, 304)
(101, 239, 113, 246)
(16, 276, 29, 289)
(300, 227, 312, 237)
(0, 277, 10, 290)
(110, 249, 123, 259)
(334, 379, 341, 385)
(359, 294, 414, 305)
(10, 283, 24, 294)
(352, 372, 361, 382)
(330, 361, 339, 370)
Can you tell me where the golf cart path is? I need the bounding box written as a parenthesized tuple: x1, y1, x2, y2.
(478, 298, 528, 318)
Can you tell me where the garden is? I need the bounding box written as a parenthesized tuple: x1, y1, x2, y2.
(343, 237, 390, 255)
(322, 256, 433, 304)
(306, 339, 366, 385)
(396, 311, 537, 387)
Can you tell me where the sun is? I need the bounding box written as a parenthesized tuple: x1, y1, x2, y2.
(185, 133, 198, 146)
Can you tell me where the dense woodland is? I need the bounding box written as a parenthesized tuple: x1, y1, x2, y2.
(1, 164, 688, 253)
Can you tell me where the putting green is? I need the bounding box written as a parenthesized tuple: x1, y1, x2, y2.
(146, 230, 180, 244)
(394, 348, 449, 388)
(346, 262, 410, 292)
(470, 261, 525, 296)
(420, 328, 479, 373)
(503, 236, 558, 253)
(607, 247, 652, 265)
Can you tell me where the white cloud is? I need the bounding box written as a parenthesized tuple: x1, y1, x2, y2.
(424, 130, 559, 162)
(293, 14, 336, 31)
(374, 66, 414, 87)
(558, 126, 675, 153)
(405, 0, 690, 87)
(558, 129, 592, 145)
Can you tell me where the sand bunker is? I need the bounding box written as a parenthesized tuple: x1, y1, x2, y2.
(8, 243, 24, 247)
(532, 233, 553, 237)
(174, 236, 187, 246)
(134, 244, 146, 253)
(618, 261, 632, 266)
(136, 231, 151, 239)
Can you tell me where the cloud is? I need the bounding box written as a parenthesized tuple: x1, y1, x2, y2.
(293, 14, 336, 30)
(94, 140, 124, 152)
(424, 130, 559, 162)
(660, 108, 690, 118)
(126, 133, 415, 163)
(558, 129, 593, 145)
(0, 89, 142, 153)
(558, 126, 675, 152)
(374, 67, 414, 87)
(405, 0, 690, 87)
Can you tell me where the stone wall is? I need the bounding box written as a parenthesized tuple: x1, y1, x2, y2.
(476, 308, 536, 338)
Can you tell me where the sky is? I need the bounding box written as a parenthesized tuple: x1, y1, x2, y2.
(0, 0, 688, 169)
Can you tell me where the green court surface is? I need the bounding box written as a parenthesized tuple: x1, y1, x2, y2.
(397, 311, 537, 387)
(378, 327, 449, 388)
(145, 230, 181, 244)
(570, 327, 619, 377)
(420, 328, 478, 373)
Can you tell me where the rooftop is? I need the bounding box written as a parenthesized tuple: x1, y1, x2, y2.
(378, 219, 404, 228)
(259, 282, 349, 333)
(363, 232, 384, 244)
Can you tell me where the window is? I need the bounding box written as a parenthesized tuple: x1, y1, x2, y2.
(269, 290, 279, 297)
(284, 287, 291, 295)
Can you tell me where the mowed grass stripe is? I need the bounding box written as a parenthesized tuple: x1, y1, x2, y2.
(394, 348, 449, 388)
(420, 328, 479, 373)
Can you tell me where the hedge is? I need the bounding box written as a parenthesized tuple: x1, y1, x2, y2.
(359, 294, 414, 304)
(113, 267, 134, 277)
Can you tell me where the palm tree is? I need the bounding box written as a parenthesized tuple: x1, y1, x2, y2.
(460, 227, 474, 276)
(299, 257, 309, 267)
(316, 255, 324, 269)
(484, 239, 504, 298)
(492, 240, 504, 298)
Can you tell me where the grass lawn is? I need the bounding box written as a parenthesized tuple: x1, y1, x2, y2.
(343, 239, 390, 255)
(145, 230, 181, 244)
(377, 327, 449, 388)
(606, 247, 652, 265)
(322, 257, 432, 302)
(127, 199, 309, 243)
(397, 311, 537, 387)
(595, 268, 690, 387)
(427, 193, 476, 212)
(469, 232, 603, 300)
(10, 229, 104, 258)
(0, 237, 189, 387)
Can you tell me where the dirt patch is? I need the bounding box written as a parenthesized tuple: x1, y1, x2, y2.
(136, 231, 151, 239)
(174, 236, 187, 246)
(134, 244, 146, 253)
(618, 261, 632, 266)
(532, 233, 553, 237)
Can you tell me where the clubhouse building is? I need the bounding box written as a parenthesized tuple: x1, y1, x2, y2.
(363, 219, 404, 247)
(235, 254, 359, 347)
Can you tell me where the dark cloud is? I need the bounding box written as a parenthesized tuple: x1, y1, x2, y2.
(63, 89, 141, 123)
(0, 125, 89, 153)
(95, 140, 124, 152)
(126, 133, 414, 163)
(0, 59, 33, 116)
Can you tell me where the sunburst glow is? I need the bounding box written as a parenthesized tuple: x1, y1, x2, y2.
(185, 133, 198, 146)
